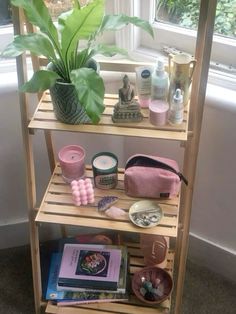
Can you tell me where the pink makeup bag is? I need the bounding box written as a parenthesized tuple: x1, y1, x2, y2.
(124, 154, 188, 199)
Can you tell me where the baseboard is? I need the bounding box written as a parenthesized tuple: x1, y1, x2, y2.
(188, 233, 236, 282)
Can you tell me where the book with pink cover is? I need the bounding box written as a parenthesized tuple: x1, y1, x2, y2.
(58, 244, 122, 291)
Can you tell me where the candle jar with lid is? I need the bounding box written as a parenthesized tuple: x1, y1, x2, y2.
(92, 152, 118, 189)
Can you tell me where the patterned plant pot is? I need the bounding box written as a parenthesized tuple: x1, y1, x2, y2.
(49, 81, 91, 124)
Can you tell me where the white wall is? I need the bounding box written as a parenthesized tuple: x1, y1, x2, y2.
(0, 65, 236, 280)
(191, 85, 236, 251)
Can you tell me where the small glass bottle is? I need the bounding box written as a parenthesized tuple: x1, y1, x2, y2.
(169, 88, 184, 124)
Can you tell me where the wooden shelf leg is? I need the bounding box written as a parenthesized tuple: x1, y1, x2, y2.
(173, 1, 217, 313)
(29, 213, 42, 314)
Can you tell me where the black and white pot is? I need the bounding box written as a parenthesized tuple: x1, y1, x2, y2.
(49, 80, 91, 125)
(48, 59, 100, 125)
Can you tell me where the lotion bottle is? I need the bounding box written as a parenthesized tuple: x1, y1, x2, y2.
(151, 58, 169, 100)
(135, 66, 153, 107)
(169, 88, 184, 124)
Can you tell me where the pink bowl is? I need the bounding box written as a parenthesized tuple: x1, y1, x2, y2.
(132, 266, 173, 305)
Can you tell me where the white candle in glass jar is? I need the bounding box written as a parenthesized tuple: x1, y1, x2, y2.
(92, 152, 118, 189)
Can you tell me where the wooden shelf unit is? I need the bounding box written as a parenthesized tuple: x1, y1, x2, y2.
(32, 97, 181, 313)
(13, 1, 217, 313)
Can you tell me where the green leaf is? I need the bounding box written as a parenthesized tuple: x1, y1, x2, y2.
(60, 0, 105, 61)
(11, 0, 59, 48)
(75, 49, 90, 69)
(20, 70, 60, 93)
(73, 0, 81, 9)
(100, 14, 154, 38)
(70, 68, 105, 124)
(89, 44, 129, 58)
(1, 33, 56, 60)
(58, 9, 73, 32)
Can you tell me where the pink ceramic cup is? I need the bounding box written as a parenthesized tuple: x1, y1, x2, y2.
(58, 145, 85, 183)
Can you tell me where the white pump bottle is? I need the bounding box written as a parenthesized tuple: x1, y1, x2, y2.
(151, 58, 169, 101)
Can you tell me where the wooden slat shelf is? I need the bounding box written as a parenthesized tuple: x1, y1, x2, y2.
(45, 243, 174, 314)
(28, 92, 190, 141)
(36, 165, 180, 238)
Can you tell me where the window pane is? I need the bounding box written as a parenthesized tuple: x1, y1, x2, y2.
(155, 0, 236, 39)
(45, 0, 73, 19)
(44, 0, 89, 19)
(0, 0, 12, 25)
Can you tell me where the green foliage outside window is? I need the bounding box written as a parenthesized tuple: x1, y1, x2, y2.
(156, 0, 236, 38)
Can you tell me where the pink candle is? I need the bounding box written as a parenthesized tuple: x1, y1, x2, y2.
(58, 145, 85, 183)
(149, 100, 169, 126)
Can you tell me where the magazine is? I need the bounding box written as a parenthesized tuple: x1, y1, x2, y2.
(46, 253, 128, 305)
(58, 244, 122, 291)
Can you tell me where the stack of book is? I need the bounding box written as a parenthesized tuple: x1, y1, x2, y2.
(46, 242, 129, 306)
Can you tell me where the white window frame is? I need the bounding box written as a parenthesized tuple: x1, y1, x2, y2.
(114, 0, 236, 89)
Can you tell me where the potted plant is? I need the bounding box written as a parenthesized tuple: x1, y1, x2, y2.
(2, 0, 154, 124)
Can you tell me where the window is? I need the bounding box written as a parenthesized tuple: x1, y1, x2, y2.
(115, 0, 236, 82)
(156, 0, 236, 39)
(44, 0, 73, 19)
(0, 0, 88, 25)
(0, 0, 12, 25)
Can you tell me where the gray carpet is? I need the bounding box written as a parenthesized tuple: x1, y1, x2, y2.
(0, 245, 235, 314)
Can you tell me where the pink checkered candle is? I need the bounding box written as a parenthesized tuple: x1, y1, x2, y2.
(71, 178, 95, 206)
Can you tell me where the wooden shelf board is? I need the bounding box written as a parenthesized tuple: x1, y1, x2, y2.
(46, 301, 170, 314)
(45, 243, 174, 314)
(28, 92, 189, 141)
(36, 165, 180, 238)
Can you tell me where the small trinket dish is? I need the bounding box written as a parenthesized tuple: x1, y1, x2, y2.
(129, 200, 163, 228)
(132, 266, 173, 304)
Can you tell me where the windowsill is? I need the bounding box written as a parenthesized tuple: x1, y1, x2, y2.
(0, 24, 13, 52)
(0, 24, 13, 33)
(128, 47, 236, 91)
